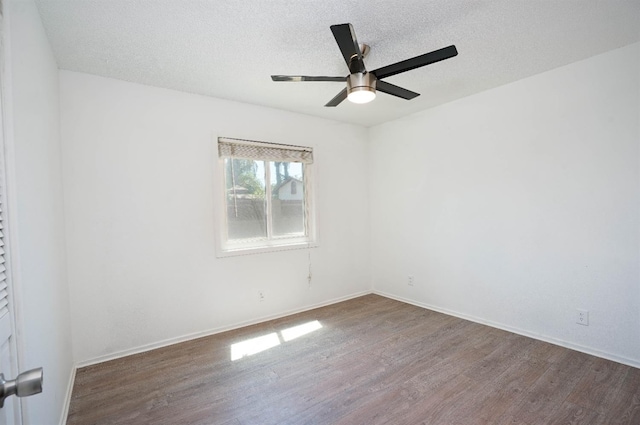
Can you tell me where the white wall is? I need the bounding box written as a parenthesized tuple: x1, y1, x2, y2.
(59, 71, 371, 364)
(369, 43, 640, 366)
(8, 0, 74, 423)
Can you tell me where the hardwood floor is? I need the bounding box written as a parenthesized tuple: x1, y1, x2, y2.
(66, 295, 640, 424)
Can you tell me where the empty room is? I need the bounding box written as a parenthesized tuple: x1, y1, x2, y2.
(3, 0, 640, 424)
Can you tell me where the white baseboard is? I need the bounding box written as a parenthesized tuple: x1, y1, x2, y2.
(77, 290, 372, 368)
(59, 365, 76, 425)
(374, 290, 640, 369)
(76, 288, 639, 371)
(64, 288, 638, 424)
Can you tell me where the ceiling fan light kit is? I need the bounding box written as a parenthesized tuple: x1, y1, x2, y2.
(347, 72, 376, 104)
(271, 23, 457, 107)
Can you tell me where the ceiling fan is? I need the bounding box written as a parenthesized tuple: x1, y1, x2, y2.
(271, 23, 458, 107)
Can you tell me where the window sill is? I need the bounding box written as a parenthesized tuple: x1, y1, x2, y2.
(215, 241, 318, 258)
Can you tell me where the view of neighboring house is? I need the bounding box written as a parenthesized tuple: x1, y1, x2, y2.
(273, 177, 303, 201)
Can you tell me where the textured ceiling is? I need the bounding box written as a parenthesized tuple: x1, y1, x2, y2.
(35, 0, 640, 127)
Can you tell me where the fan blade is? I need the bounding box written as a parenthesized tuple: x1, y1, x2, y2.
(376, 80, 420, 100)
(330, 23, 366, 74)
(271, 75, 347, 82)
(372, 45, 458, 80)
(325, 88, 348, 107)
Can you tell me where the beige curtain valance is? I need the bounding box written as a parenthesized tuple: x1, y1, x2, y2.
(218, 138, 313, 164)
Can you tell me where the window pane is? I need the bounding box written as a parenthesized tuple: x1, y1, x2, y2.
(225, 158, 267, 241)
(270, 161, 306, 237)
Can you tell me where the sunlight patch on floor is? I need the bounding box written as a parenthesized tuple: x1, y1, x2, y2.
(281, 320, 322, 342)
(230, 320, 323, 361)
(230, 332, 280, 361)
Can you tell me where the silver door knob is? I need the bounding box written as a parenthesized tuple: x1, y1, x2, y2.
(0, 368, 43, 408)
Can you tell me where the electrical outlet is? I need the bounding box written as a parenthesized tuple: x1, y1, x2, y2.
(576, 309, 589, 326)
(259, 291, 265, 302)
(408, 275, 414, 286)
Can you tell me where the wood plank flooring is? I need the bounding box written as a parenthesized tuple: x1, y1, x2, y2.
(66, 295, 640, 424)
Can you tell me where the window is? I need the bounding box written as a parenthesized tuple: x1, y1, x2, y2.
(216, 137, 316, 256)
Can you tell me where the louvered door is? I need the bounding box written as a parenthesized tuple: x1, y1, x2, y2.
(0, 0, 22, 422)
(0, 172, 19, 425)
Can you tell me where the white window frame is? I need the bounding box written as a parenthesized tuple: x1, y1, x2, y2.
(214, 137, 318, 257)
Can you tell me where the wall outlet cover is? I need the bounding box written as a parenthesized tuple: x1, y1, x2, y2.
(576, 309, 589, 326)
